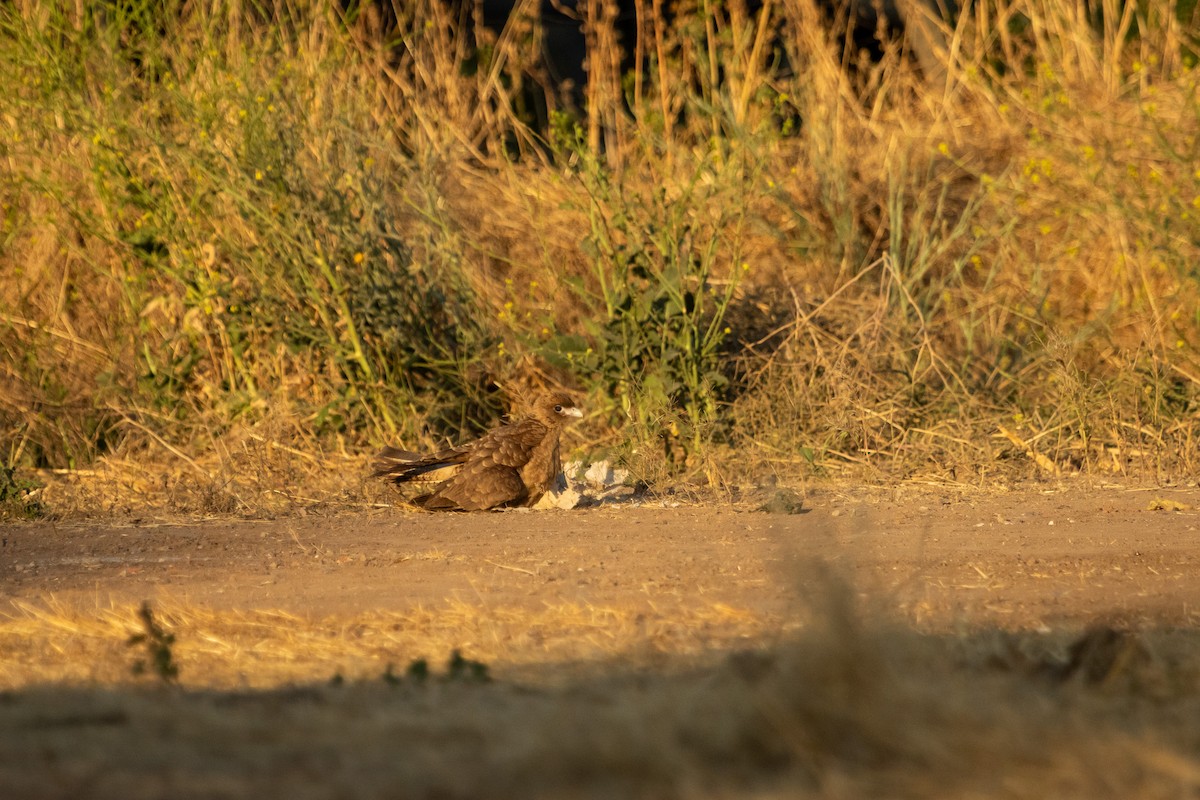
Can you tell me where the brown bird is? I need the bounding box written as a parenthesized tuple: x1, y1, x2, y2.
(372, 392, 583, 511)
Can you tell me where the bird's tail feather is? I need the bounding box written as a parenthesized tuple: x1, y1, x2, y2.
(372, 446, 464, 484)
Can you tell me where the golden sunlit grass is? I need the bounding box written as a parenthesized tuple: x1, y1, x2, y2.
(0, 597, 783, 690)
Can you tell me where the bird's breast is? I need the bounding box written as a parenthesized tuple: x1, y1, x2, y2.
(519, 434, 562, 495)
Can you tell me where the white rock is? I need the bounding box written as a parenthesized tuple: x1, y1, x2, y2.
(533, 486, 583, 510)
(584, 461, 614, 486)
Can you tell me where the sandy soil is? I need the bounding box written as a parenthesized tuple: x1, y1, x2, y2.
(5, 483, 1199, 629)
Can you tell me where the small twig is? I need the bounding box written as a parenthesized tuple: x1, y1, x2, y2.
(266, 489, 394, 509)
(484, 560, 537, 577)
(0, 313, 109, 357)
(245, 433, 322, 464)
(113, 413, 209, 479)
(1167, 361, 1200, 389)
(997, 425, 1061, 476)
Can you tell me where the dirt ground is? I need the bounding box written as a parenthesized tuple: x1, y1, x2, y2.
(5, 482, 1200, 628)
(4, 481, 1200, 799)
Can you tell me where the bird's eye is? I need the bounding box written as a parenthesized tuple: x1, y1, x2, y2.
(553, 404, 563, 413)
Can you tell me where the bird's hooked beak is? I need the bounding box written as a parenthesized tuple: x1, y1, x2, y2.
(562, 406, 583, 419)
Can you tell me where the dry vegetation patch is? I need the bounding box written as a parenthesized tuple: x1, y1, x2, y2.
(1, 1, 1199, 515)
(0, 597, 781, 689)
(4, 577, 1200, 798)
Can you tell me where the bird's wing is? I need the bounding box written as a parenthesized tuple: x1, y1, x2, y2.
(476, 420, 549, 468)
(417, 420, 550, 510)
(518, 430, 563, 503)
(419, 460, 528, 511)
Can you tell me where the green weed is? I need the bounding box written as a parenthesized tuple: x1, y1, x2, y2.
(0, 465, 43, 519)
(382, 651, 490, 686)
(127, 601, 179, 684)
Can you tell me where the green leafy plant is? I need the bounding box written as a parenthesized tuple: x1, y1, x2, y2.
(546, 131, 749, 459)
(0, 465, 44, 519)
(444, 650, 490, 683)
(382, 651, 490, 686)
(127, 601, 179, 684)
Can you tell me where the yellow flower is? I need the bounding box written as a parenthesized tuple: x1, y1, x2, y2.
(937, 142, 950, 156)
(254, 170, 263, 181)
(353, 252, 365, 264)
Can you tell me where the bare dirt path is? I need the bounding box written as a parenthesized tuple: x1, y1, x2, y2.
(5, 483, 1199, 630)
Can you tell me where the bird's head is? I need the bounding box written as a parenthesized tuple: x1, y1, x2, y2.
(533, 392, 584, 427)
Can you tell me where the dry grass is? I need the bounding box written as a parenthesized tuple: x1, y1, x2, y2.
(1, 1, 1199, 520)
(0, 596, 781, 689)
(4, 572, 1200, 798)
